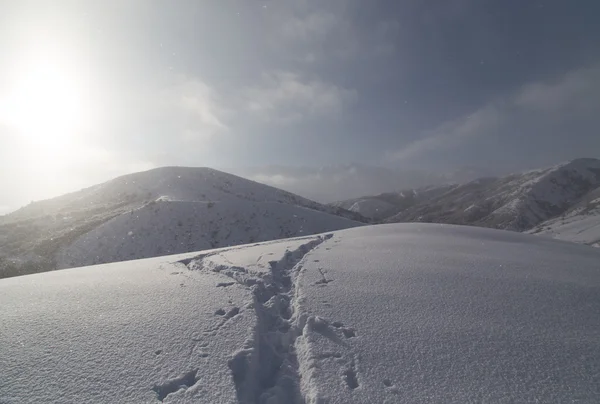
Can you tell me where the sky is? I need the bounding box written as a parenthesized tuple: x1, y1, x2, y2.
(1, 0, 600, 211)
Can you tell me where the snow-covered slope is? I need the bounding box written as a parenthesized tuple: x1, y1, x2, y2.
(527, 185, 600, 246)
(0, 167, 365, 277)
(331, 197, 396, 220)
(331, 186, 455, 220)
(529, 215, 600, 247)
(56, 200, 360, 269)
(380, 159, 600, 240)
(2, 224, 599, 403)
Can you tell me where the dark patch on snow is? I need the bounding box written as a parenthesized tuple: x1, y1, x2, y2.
(343, 367, 359, 390)
(216, 281, 235, 287)
(225, 307, 240, 319)
(152, 369, 199, 401)
(342, 328, 356, 339)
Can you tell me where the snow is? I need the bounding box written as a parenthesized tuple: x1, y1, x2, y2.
(487, 159, 600, 228)
(56, 200, 362, 269)
(295, 224, 600, 402)
(2, 223, 600, 403)
(463, 203, 477, 212)
(347, 199, 394, 218)
(1, 167, 364, 277)
(384, 158, 600, 233)
(529, 214, 600, 245)
(0, 250, 256, 403)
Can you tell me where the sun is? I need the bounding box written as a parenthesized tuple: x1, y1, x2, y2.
(0, 48, 89, 153)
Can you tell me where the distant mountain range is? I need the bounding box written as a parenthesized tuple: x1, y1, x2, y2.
(227, 164, 495, 203)
(3, 158, 599, 279)
(0, 167, 365, 278)
(331, 158, 600, 247)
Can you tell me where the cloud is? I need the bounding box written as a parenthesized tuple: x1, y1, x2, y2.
(281, 11, 340, 42)
(267, 2, 355, 62)
(388, 63, 600, 165)
(389, 105, 501, 162)
(229, 164, 449, 203)
(266, 1, 399, 63)
(251, 173, 303, 187)
(372, 20, 400, 57)
(158, 76, 229, 141)
(514, 65, 600, 114)
(243, 71, 357, 124)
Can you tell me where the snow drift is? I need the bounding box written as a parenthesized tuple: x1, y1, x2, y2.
(2, 223, 599, 403)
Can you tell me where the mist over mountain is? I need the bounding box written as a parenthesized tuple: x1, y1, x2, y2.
(227, 164, 495, 203)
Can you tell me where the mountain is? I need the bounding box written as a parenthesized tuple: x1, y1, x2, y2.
(330, 185, 456, 221)
(387, 158, 600, 231)
(2, 223, 599, 403)
(331, 158, 600, 246)
(0, 167, 365, 278)
(227, 164, 489, 203)
(527, 184, 600, 247)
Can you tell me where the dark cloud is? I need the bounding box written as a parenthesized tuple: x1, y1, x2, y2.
(1, 0, 600, 209)
(388, 64, 600, 170)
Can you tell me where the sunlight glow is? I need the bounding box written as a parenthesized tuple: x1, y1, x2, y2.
(0, 44, 91, 154)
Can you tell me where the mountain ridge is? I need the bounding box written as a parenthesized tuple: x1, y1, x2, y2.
(332, 158, 600, 246)
(0, 167, 366, 278)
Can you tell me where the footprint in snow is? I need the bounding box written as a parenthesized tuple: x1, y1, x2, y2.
(153, 369, 199, 402)
(342, 328, 356, 338)
(383, 379, 400, 395)
(331, 322, 357, 338)
(343, 367, 359, 390)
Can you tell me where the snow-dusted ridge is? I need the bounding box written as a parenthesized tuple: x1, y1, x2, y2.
(0, 167, 365, 278)
(2, 223, 599, 403)
(386, 158, 600, 235)
(332, 158, 600, 246)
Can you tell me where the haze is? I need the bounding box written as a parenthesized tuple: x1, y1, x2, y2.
(1, 0, 600, 213)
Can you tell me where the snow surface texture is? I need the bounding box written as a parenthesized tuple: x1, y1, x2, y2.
(0, 167, 364, 277)
(2, 223, 600, 403)
(56, 201, 360, 269)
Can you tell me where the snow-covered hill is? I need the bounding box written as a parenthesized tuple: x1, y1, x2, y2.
(387, 158, 600, 231)
(2, 224, 599, 403)
(0, 167, 365, 277)
(56, 200, 360, 269)
(527, 184, 600, 246)
(328, 158, 600, 246)
(330, 185, 455, 220)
